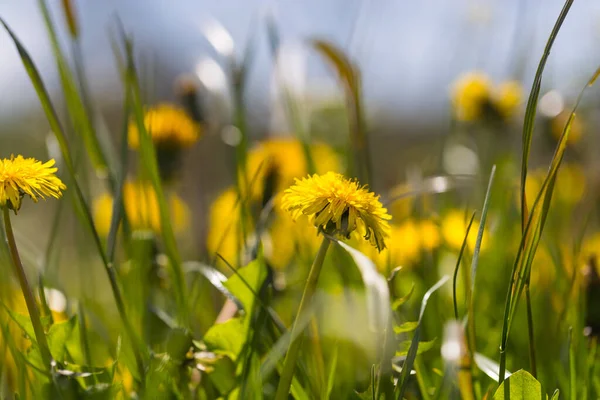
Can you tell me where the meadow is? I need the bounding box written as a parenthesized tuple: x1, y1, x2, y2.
(0, 0, 598, 399)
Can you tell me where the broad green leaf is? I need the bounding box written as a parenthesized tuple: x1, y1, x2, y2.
(2, 305, 35, 341)
(204, 318, 245, 361)
(334, 240, 390, 332)
(223, 259, 267, 313)
(393, 322, 419, 334)
(493, 370, 547, 400)
(47, 317, 76, 362)
(396, 338, 437, 358)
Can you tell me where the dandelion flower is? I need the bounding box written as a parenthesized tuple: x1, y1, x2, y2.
(0, 155, 66, 213)
(494, 81, 523, 119)
(93, 181, 189, 235)
(281, 172, 391, 251)
(441, 210, 488, 251)
(128, 104, 200, 150)
(451, 72, 492, 121)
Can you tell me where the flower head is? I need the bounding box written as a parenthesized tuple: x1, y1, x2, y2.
(493, 81, 523, 119)
(93, 181, 189, 235)
(451, 72, 492, 121)
(281, 172, 391, 251)
(128, 104, 201, 150)
(0, 155, 66, 213)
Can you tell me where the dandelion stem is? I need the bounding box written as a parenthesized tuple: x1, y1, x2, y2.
(275, 237, 331, 400)
(2, 207, 52, 369)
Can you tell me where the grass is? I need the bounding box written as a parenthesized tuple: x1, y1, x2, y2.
(0, 0, 599, 399)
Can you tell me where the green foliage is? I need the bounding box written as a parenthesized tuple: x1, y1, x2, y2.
(492, 370, 547, 400)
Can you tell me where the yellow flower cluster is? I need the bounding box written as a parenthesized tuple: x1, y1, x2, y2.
(0, 155, 65, 212)
(451, 71, 523, 122)
(128, 104, 201, 150)
(93, 181, 189, 235)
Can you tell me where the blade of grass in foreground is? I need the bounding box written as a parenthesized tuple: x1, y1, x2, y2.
(465, 165, 496, 399)
(519, 0, 573, 232)
(396, 275, 450, 400)
(37, 0, 110, 175)
(119, 31, 189, 326)
(452, 212, 476, 319)
(0, 18, 147, 380)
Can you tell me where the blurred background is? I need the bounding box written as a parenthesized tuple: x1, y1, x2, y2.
(1, 0, 600, 260)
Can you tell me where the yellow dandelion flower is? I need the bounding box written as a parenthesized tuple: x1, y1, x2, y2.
(441, 210, 488, 251)
(206, 188, 250, 266)
(419, 219, 441, 251)
(493, 80, 523, 119)
(0, 155, 65, 213)
(524, 163, 586, 207)
(244, 139, 341, 200)
(93, 182, 189, 235)
(451, 72, 492, 121)
(128, 104, 200, 149)
(551, 111, 583, 145)
(281, 172, 391, 251)
(389, 220, 421, 264)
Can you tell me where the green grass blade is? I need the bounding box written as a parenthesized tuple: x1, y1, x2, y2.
(396, 275, 450, 399)
(37, 0, 109, 174)
(519, 0, 574, 231)
(120, 33, 188, 326)
(453, 211, 476, 319)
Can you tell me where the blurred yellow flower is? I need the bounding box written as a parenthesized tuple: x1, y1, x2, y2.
(419, 220, 441, 251)
(0, 155, 66, 213)
(267, 208, 321, 270)
(244, 139, 341, 201)
(551, 111, 583, 145)
(128, 104, 200, 150)
(206, 188, 249, 266)
(525, 163, 586, 207)
(441, 210, 488, 251)
(452, 72, 523, 122)
(494, 81, 523, 119)
(451, 72, 492, 121)
(93, 182, 189, 235)
(281, 172, 391, 251)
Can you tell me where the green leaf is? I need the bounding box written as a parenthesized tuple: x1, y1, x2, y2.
(392, 284, 415, 310)
(47, 317, 76, 362)
(204, 318, 245, 361)
(223, 259, 267, 313)
(396, 338, 437, 357)
(393, 322, 419, 334)
(2, 304, 35, 341)
(493, 370, 547, 400)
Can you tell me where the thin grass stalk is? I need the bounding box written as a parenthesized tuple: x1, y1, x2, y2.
(453, 212, 476, 319)
(275, 237, 331, 400)
(2, 208, 52, 370)
(525, 281, 537, 377)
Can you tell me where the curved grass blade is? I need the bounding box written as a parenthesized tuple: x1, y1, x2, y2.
(453, 212, 476, 319)
(519, 0, 574, 231)
(396, 275, 450, 399)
